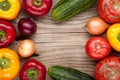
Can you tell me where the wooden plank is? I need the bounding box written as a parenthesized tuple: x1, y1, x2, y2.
(8, 0, 100, 80)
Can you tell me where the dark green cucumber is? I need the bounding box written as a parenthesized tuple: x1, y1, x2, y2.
(52, 0, 97, 21)
(48, 66, 94, 80)
(52, 0, 66, 10)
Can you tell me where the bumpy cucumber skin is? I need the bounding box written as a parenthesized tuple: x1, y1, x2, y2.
(48, 66, 94, 80)
(52, 0, 97, 21)
(52, 0, 66, 10)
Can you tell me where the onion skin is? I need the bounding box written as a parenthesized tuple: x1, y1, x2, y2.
(18, 18, 37, 36)
(18, 39, 36, 58)
(86, 17, 110, 35)
(16, 18, 37, 40)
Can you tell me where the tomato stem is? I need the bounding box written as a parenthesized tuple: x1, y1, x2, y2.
(113, 0, 120, 10)
(96, 44, 101, 49)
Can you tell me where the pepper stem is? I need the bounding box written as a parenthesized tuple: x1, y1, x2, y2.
(117, 33, 120, 41)
(0, 0, 11, 11)
(27, 68, 39, 80)
(0, 57, 10, 69)
(33, 0, 42, 7)
(0, 30, 6, 42)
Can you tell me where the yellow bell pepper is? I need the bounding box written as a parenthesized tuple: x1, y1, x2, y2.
(0, 48, 20, 80)
(107, 23, 120, 52)
(0, 0, 21, 20)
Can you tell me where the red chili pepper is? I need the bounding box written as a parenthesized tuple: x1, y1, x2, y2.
(22, 0, 52, 17)
(19, 59, 46, 80)
(0, 20, 16, 48)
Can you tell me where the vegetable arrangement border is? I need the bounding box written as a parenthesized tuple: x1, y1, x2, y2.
(0, 0, 120, 80)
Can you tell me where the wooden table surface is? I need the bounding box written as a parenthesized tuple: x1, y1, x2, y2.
(8, 0, 110, 80)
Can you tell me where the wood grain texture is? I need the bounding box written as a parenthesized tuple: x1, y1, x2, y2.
(8, 0, 100, 80)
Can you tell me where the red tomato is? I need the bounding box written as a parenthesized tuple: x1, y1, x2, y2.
(85, 36, 111, 60)
(98, 0, 120, 23)
(94, 56, 120, 80)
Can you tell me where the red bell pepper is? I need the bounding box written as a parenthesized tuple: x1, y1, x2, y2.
(19, 59, 46, 80)
(0, 20, 16, 48)
(22, 0, 52, 17)
(98, 0, 120, 23)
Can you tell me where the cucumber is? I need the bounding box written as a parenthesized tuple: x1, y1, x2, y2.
(48, 66, 94, 80)
(52, 0, 66, 10)
(52, 0, 97, 21)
